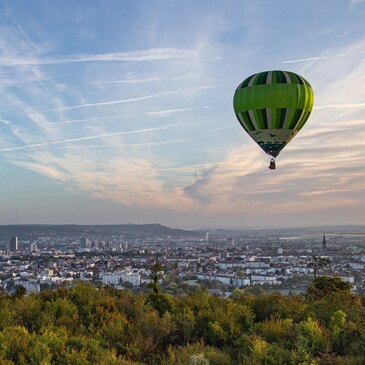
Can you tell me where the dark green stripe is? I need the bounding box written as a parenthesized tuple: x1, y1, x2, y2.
(256, 72, 269, 85)
(289, 109, 303, 129)
(241, 74, 254, 88)
(296, 111, 311, 131)
(237, 112, 255, 131)
(277, 71, 287, 84)
(296, 74, 304, 85)
(287, 72, 296, 84)
(277, 108, 287, 128)
(235, 113, 248, 132)
(260, 109, 268, 129)
(239, 71, 311, 90)
(240, 77, 249, 88)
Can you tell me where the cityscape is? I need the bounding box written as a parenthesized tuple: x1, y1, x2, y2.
(2, 224, 365, 296)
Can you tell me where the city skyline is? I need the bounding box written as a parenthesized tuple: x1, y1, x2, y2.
(1, 0, 365, 228)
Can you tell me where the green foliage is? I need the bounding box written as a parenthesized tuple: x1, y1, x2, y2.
(254, 317, 294, 344)
(145, 292, 174, 317)
(164, 342, 232, 365)
(307, 276, 352, 299)
(306, 276, 361, 325)
(189, 354, 209, 365)
(0, 278, 364, 364)
(296, 317, 327, 355)
(14, 285, 26, 298)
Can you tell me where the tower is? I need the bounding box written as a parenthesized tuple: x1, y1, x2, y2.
(9, 236, 18, 252)
(80, 237, 91, 252)
(322, 234, 327, 250)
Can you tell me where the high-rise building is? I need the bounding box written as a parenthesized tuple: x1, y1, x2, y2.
(80, 237, 91, 252)
(9, 236, 18, 252)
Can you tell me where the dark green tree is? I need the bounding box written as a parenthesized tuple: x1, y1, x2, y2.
(146, 256, 173, 316)
(148, 255, 163, 294)
(308, 256, 331, 278)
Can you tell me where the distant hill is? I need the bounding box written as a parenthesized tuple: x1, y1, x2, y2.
(0, 223, 204, 241)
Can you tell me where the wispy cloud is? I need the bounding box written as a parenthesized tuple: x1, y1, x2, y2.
(1, 124, 237, 152)
(1, 48, 198, 66)
(8, 152, 198, 210)
(282, 50, 365, 64)
(36, 118, 96, 125)
(9, 159, 69, 181)
(314, 101, 365, 110)
(94, 75, 188, 85)
(349, 0, 364, 10)
(47, 85, 218, 111)
(0, 123, 184, 152)
(145, 107, 196, 116)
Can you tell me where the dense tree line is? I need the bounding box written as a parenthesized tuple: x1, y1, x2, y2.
(0, 276, 364, 364)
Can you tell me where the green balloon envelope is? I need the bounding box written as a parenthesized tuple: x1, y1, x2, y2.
(233, 70, 314, 157)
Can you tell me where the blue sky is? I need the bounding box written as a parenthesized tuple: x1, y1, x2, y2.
(1, 0, 365, 227)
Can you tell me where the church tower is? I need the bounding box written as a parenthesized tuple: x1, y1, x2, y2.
(322, 234, 327, 250)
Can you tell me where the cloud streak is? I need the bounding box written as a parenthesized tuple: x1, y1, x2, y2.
(145, 107, 196, 116)
(94, 75, 188, 85)
(0, 123, 185, 152)
(282, 50, 365, 64)
(1, 48, 198, 66)
(36, 118, 96, 125)
(314, 102, 365, 110)
(48, 86, 218, 111)
(1, 124, 237, 152)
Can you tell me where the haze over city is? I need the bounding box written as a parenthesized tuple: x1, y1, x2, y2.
(0, 0, 365, 227)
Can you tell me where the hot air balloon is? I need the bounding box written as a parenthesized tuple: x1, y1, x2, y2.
(233, 70, 314, 169)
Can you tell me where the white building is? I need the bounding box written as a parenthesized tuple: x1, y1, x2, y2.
(197, 274, 250, 287)
(100, 270, 141, 287)
(30, 242, 38, 253)
(14, 278, 40, 293)
(218, 261, 245, 270)
(245, 261, 270, 269)
(251, 275, 279, 285)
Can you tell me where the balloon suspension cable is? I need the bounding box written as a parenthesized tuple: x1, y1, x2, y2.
(269, 158, 276, 170)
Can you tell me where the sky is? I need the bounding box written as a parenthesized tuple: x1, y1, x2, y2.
(0, 0, 365, 228)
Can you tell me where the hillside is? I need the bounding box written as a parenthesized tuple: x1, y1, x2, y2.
(0, 223, 203, 241)
(0, 277, 364, 364)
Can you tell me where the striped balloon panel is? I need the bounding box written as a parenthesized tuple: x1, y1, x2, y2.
(238, 70, 311, 88)
(233, 70, 314, 157)
(235, 107, 312, 133)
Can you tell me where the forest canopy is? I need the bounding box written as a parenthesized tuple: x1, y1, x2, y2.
(0, 276, 364, 365)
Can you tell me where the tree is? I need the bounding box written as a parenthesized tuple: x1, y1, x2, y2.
(306, 276, 352, 300)
(122, 281, 133, 289)
(148, 255, 163, 294)
(146, 256, 173, 316)
(306, 276, 360, 325)
(14, 285, 26, 298)
(308, 257, 331, 279)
